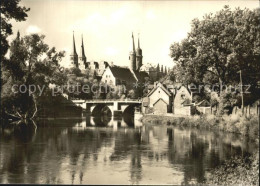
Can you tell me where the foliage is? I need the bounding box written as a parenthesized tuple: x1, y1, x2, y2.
(0, 0, 30, 60)
(0, 0, 30, 117)
(170, 5, 260, 88)
(1, 33, 65, 119)
(127, 89, 136, 99)
(141, 114, 259, 141)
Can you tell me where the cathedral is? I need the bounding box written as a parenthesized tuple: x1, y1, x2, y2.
(69, 32, 169, 81)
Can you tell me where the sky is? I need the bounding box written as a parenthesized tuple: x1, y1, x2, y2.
(10, 0, 259, 68)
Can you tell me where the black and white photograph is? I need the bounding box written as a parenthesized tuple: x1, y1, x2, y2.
(0, 0, 259, 185)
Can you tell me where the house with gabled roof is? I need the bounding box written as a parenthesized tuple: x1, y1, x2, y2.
(173, 85, 195, 115)
(101, 65, 148, 90)
(142, 82, 173, 114)
(195, 100, 211, 114)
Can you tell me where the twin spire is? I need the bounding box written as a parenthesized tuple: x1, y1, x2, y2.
(130, 32, 143, 71)
(131, 32, 141, 52)
(132, 32, 136, 54)
(80, 34, 86, 59)
(71, 31, 85, 59)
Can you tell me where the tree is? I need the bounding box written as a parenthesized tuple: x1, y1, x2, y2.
(170, 6, 260, 88)
(1, 33, 65, 120)
(0, 0, 30, 60)
(1, 0, 30, 117)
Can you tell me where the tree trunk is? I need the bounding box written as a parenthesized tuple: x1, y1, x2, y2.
(30, 94, 38, 119)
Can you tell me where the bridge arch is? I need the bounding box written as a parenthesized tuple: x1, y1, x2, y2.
(91, 104, 113, 117)
(122, 104, 136, 116)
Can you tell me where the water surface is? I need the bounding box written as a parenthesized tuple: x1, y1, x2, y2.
(0, 117, 256, 184)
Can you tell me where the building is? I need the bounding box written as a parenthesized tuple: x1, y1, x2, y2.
(142, 82, 173, 114)
(69, 31, 168, 84)
(139, 63, 159, 82)
(69, 32, 109, 78)
(196, 100, 211, 114)
(142, 83, 199, 116)
(69, 32, 79, 69)
(173, 85, 194, 115)
(101, 65, 137, 90)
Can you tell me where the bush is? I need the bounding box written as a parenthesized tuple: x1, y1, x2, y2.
(141, 114, 259, 141)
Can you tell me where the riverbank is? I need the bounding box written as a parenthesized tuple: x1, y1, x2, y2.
(140, 114, 259, 142)
(206, 151, 259, 185)
(141, 114, 259, 185)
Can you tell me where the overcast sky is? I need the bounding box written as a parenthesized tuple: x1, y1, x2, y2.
(10, 0, 259, 68)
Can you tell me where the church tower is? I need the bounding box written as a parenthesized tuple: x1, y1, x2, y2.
(156, 63, 160, 80)
(79, 34, 87, 70)
(136, 34, 143, 71)
(129, 32, 136, 71)
(70, 31, 78, 68)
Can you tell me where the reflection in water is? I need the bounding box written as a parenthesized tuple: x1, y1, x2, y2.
(0, 118, 257, 184)
(81, 113, 138, 130)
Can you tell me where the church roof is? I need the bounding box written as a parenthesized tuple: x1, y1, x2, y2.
(135, 71, 149, 82)
(109, 66, 137, 82)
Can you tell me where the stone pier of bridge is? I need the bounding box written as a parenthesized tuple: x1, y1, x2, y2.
(72, 99, 141, 116)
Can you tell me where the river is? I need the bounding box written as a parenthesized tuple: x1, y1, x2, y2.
(0, 116, 257, 184)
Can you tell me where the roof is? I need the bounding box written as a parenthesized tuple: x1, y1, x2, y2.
(139, 63, 157, 72)
(182, 99, 192, 106)
(147, 82, 171, 97)
(176, 84, 192, 95)
(153, 98, 168, 106)
(135, 71, 149, 82)
(196, 100, 211, 107)
(109, 66, 137, 82)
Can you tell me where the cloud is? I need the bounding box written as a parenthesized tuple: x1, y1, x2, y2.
(26, 25, 41, 34)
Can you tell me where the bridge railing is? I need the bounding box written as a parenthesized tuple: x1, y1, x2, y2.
(71, 98, 142, 102)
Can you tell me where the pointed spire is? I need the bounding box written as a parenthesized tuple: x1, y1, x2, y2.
(16, 30, 20, 39)
(71, 31, 77, 56)
(157, 63, 160, 72)
(132, 32, 136, 53)
(80, 34, 86, 58)
(137, 33, 140, 49)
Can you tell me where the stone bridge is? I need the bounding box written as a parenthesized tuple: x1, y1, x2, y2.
(71, 99, 141, 116)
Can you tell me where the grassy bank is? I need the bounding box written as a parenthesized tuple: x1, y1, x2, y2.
(140, 114, 259, 141)
(206, 152, 259, 185)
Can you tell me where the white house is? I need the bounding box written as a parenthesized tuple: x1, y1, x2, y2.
(101, 65, 138, 90)
(173, 85, 194, 115)
(142, 82, 172, 114)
